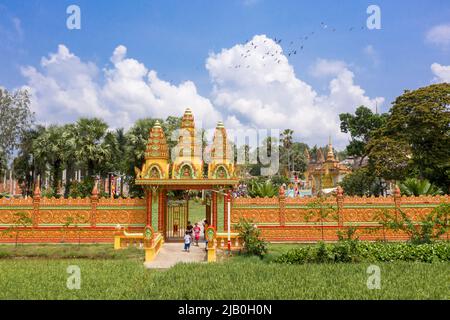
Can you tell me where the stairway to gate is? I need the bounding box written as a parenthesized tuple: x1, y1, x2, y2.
(144, 242, 207, 269)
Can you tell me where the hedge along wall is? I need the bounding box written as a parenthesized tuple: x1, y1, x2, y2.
(231, 189, 450, 242)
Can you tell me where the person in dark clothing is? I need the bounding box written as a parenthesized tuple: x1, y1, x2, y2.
(186, 221, 194, 242)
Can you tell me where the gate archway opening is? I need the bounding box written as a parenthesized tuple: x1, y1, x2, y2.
(134, 108, 239, 242)
(139, 184, 235, 242)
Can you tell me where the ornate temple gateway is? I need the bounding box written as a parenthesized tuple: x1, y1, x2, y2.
(135, 108, 239, 240)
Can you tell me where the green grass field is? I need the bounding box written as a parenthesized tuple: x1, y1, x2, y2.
(0, 244, 448, 299)
(188, 200, 206, 225)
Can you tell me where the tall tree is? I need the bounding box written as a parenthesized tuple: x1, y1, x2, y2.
(32, 125, 75, 194)
(280, 129, 294, 175)
(60, 124, 77, 197)
(339, 106, 387, 166)
(339, 167, 382, 196)
(73, 118, 112, 178)
(384, 84, 450, 188)
(367, 136, 412, 182)
(0, 88, 33, 165)
(290, 142, 308, 174)
(368, 83, 450, 191)
(125, 118, 160, 176)
(13, 126, 45, 196)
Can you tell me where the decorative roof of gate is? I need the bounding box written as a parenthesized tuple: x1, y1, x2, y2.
(136, 108, 239, 188)
(144, 120, 169, 160)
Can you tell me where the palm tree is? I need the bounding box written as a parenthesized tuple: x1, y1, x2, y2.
(113, 128, 128, 195)
(60, 124, 77, 197)
(399, 178, 443, 196)
(280, 129, 294, 175)
(73, 118, 112, 178)
(12, 126, 45, 196)
(125, 118, 160, 172)
(34, 125, 70, 195)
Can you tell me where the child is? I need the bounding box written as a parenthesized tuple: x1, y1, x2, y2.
(193, 222, 201, 246)
(183, 231, 191, 252)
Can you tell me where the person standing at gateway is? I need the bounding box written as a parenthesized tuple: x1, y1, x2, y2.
(193, 222, 201, 246)
(186, 221, 194, 242)
(183, 231, 191, 253)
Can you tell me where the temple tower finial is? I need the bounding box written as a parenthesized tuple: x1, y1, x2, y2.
(326, 136, 335, 162)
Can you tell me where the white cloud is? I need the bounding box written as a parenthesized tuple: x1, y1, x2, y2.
(21, 36, 384, 149)
(206, 35, 384, 148)
(21, 44, 220, 129)
(310, 59, 347, 77)
(21, 45, 106, 126)
(426, 24, 450, 48)
(431, 63, 450, 83)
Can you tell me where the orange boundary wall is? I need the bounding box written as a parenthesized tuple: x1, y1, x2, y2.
(0, 186, 147, 244)
(0, 186, 449, 243)
(231, 188, 450, 242)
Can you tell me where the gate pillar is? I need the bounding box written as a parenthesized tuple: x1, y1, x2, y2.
(212, 191, 218, 227)
(158, 189, 165, 234)
(146, 189, 152, 227)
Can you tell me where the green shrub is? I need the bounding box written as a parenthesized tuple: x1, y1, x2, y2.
(377, 203, 450, 244)
(272, 246, 312, 264)
(399, 178, 443, 196)
(68, 179, 94, 198)
(235, 219, 268, 258)
(316, 242, 333, 263)
(247, 180, 278, 198)
(273, 241, 450, 264)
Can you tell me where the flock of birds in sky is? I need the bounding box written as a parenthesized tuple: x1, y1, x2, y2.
(168, 21, 369, 83)
(229, 21, 368, 70)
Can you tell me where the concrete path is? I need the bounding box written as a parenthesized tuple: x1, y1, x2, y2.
(144, 242, 207, 269)
(145, 219, 207, 269)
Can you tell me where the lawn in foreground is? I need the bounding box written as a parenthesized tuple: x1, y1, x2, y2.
(0, 256, 448, 299)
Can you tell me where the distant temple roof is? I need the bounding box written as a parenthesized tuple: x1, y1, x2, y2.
(326, 136, 335, 162)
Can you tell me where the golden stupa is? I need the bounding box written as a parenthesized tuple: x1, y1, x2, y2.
(208, 121, 235, 179)
(135, 120, 170, 179)
(171, 108, 204, 179)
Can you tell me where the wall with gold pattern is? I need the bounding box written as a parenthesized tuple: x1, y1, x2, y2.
(231, 191, 450, 242)
(0, 190, 448, 243)
(0, 195, 146, 243)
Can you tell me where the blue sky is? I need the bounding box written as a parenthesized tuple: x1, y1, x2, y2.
(1, 0, 450, 148)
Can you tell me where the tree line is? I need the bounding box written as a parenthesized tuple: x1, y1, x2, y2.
(1, 83, 449, 198)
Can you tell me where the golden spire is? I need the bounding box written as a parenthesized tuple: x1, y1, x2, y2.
(317, 149, 325, 163)
(216, 121, 225, 129)
(145, 120, 168, 160)
(181, 108, 195, 129)
(208, 120, 235, 178)
(211, 121, 230, 161)
(304, 148, 310, 162)
(326, 136, 335, 161)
